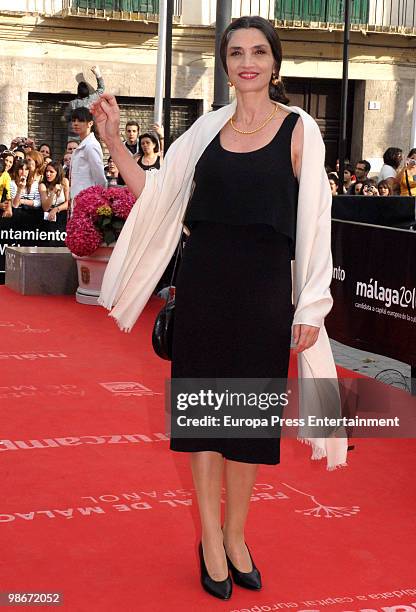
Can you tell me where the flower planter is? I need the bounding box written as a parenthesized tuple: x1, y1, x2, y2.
(73, 244, 114, 305)
(65, 185, 135, 304)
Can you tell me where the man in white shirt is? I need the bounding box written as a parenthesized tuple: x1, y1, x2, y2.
(70, 107, 107, 204)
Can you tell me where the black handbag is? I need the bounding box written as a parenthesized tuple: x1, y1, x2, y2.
(152, 235, 184, 360)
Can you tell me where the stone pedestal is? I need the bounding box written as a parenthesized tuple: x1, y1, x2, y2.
(5, 246, 78, 295)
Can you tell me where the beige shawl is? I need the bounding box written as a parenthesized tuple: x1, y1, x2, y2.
(98, 99, 348, 470)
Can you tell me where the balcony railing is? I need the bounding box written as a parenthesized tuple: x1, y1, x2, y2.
(274, 0, 369, 24)
(0, 0, 414, 31)
(0, 0, 62, 15)
(0, 0, 182, 20)
(62, 0, 181, 20)
(232, 0, 416, 33)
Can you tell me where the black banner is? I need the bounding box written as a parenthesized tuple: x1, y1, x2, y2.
(0, 209, 67, 284)
(327, 220, 416, 366)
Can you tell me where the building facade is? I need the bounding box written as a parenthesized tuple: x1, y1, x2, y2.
(0, 0, 416, 170)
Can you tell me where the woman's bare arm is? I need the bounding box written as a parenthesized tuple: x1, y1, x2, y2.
(90, 93, 147, 199)
(292, 117, 304, 180)
(60, 177, 70, 211)
(39, 183, 55, 211)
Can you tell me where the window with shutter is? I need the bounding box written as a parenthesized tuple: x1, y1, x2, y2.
(28, 93, 201, 161)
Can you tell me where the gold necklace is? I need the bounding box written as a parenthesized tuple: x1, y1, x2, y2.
(230, 103, 279, 135)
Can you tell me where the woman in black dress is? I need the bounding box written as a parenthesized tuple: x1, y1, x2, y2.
(92, 16, 321, 602)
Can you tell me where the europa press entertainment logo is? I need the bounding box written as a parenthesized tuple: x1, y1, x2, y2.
(99, 382, 162, 397)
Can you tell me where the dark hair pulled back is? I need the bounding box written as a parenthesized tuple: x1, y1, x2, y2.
(139, 132, 160, 154)
(220, 16, 289, 105)
(383, 147, 402, 169)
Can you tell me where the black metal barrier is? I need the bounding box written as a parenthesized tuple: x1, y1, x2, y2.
(332, 194, 416, 229)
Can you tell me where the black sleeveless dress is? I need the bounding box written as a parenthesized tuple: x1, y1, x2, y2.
(169, 112, 300, 465)
(137, 156, 161, 171)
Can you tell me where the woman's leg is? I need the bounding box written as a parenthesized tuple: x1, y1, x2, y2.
(223, 459, 259, 572)
(191, 450, 227, 580)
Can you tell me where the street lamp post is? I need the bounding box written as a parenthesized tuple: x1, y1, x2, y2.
(154, 0, 167, 127)
(337, 0, 352, 195)
(212, 0, 232, 110)
(163, 0, 174, 151)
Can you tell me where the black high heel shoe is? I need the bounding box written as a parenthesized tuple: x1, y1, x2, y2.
(199, 541, 233, 600)
(225, 543, 262, 590)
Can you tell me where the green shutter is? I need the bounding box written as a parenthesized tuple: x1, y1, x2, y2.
(275, 0, 369, 24)
(275, 0, 325, 21)
(327, 0, 369, 24)
(74, 0, 159, 12)
(121, 0, 159, 12)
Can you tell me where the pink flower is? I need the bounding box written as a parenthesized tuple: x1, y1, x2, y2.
(74, 185, 107, 221)
(65, 185, 135, 257)
(66, 216, 102, 257)
(107, 187, 136, 220)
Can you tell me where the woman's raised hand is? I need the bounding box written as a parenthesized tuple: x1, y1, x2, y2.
(91, 93, 146, 200)
(90, 93, 121, 146)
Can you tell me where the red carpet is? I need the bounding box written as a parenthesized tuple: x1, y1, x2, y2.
(0, 286, 415, 612)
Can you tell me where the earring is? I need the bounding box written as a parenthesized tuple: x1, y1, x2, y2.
(271, 73, 279, 86)
(227, 80, 234, 88)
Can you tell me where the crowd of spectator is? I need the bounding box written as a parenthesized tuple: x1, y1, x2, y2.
(0, 101, 164, 224)
(327, 147, 416, 197)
